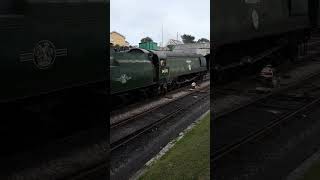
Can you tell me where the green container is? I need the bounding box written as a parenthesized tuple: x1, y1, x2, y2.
(139, 42, 159, 50)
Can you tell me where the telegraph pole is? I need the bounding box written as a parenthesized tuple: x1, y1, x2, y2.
(162, 24, 164, 47)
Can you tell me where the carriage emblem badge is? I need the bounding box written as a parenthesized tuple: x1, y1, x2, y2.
(19, 40, 67, 69)
(33, 40, 56, 69)
(117, 74, 132, 84)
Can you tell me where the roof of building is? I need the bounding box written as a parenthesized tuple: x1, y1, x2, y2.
(174, 42, 210, 49)
(167, 39, 183, 46)
(110, 31, 126, 39)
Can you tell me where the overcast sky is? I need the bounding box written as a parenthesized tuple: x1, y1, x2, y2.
(111, 0, 210, 46)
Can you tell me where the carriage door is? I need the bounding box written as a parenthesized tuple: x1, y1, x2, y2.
(0, 1, 25, 100)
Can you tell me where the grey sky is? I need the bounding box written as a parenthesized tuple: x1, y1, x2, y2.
(111, 0, 210, 46)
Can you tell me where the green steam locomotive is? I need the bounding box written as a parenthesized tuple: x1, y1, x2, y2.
(110, 48, 208, 96)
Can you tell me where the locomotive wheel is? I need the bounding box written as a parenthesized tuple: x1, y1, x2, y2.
(146, 87, 155, 98)
(172, 81, 178, 90)
(142, 90, 148, 97)
(152, 86, 162, 97)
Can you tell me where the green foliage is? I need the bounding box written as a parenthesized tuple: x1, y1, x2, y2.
(167, 44, 175, 51)
(141, 37, 153, 43)
(181, 34, 195, 44)
(197, 38, 210, 43)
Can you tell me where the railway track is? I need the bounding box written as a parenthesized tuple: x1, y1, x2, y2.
(214, 58, 320, 116)
(111, 80, 209, 128)
(111, 73, 210, 111)
(212, 70, 320, 179)
(1, 127, 108, 179)
(110, 84, 210, 152)
(67, 162, 108, 180)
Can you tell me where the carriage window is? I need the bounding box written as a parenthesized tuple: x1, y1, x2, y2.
(288, 0, 308, 16)
(0, 1, 24, 15)
(288, 0, 291, 15)
(110, 57, 114, 65)
(129, 49, 144, 54)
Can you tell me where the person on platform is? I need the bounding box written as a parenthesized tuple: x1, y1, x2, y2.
(260, 64, 279, 88)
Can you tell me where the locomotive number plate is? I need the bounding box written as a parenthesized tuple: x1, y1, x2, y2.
(161, 68, 169, 74)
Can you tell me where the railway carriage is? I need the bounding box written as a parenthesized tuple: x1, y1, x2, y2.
(151, 51, 207, 88)
(0, 0, 107, 103)
(213, 0, 314, 71)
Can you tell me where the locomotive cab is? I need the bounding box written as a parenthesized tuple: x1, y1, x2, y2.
(199, 56, 207, 68)
(149, 51, 170, 84)
(204, 54, 210, 71)
(150, 53, 161, 82)
(127, 48, 160, 82)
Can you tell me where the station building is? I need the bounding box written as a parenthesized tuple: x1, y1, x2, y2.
(110, 31, 129, 47)
(173, 42, 210, 56)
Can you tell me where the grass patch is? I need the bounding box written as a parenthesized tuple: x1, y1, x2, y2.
(301, 160, 320, 180)
(139, 113, 210, 180)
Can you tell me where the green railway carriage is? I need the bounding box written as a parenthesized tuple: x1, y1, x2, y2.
(0, 0, 106, 103)
(213, 0, 311, 46)
(212, 0, 314, 70)
(151, 51, 207, 85)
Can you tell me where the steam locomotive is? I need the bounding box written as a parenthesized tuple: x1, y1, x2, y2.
(110, 48, 208, 97)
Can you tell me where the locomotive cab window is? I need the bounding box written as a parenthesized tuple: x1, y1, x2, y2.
(199, 57, 207, 67)
(160, 59, 166, 66)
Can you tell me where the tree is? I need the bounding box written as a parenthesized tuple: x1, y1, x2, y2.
(197, 38, 210, 43)
(181, 34, 195, 44)
(167, 44, 175, 51)
(140, 37, 153, 43)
